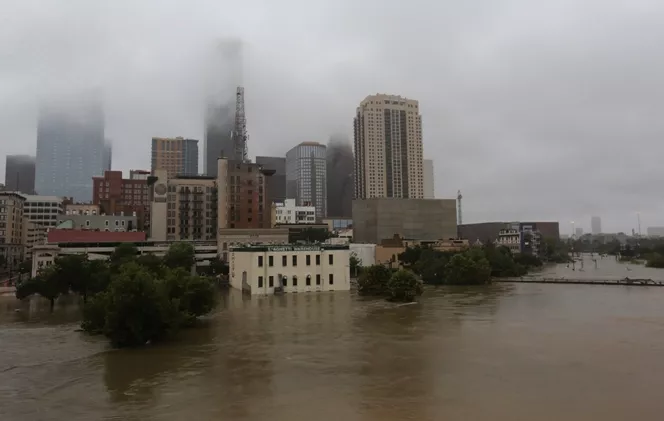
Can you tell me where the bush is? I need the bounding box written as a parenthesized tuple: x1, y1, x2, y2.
(387, 269, 423, 302)
(357, 265, 392, 296)
(646, 253, 664, 268)
(444, 253, 492, 285)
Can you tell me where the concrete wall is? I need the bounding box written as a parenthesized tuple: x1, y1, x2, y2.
(352, 198, 457, 244)
(349, 243, 376, 266)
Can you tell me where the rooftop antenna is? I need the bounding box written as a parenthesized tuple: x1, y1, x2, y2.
(456, 190, 463, 239)
(233, 86, 248, 162)
(457, 190, 463, 225)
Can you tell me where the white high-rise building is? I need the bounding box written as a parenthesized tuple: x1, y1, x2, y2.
(274, 199, 316, 224)
(423, 159, 434, 199)
(353, 94, 424, 199)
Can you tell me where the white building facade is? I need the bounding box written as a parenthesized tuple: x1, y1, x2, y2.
(274, 199, 316, 224)
(229, 244, 351, 295)
(23, 194, 66, 228)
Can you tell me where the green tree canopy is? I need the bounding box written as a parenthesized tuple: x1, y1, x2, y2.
(357, 265, 392, 297)
(163, 242, 196, 270)
(101, 263, 179, 348)
(17, 265, 69, 311)
(398, 246, 424, 267)
(136, 253, 165, 277)
(444, 252, 492, 285)
(109, 243, 139, 271)
(387, 269, 423, 303)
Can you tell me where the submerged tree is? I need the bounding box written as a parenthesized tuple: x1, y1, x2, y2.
(387, 269, 423, 302)
(16, 265, 69, 312)
(100, 263, 179, 347)
(357, 264, 393, 297)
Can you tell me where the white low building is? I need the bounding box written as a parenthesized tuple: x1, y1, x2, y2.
(274, 199, 316, 224)
(229, 244, 351, 295)
(23, 194, 66, 228)
(349, 243, 376, 267)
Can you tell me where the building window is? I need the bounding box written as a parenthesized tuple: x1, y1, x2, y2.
(269, 276, 274, 287)
(316, 274, 321, 285)
(306, 255, 311, 266)
(329, 274, 334, 285)
(292, 255, 297, 266)
(282, 277, 287, 286)
(268, 256, 273, 267)
(282, 255, 287, 266)
(306, 275, 311, 286)
(293, 276, 298, 286)
(258, 276, 263, 288)
(258, 256, 263, 267)
(329, 254, 334, 265)
(316, 255, 320, 265)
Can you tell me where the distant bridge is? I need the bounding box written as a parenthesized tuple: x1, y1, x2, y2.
(495, 277, 664, 287)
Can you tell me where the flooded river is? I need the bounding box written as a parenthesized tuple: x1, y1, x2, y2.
(2, 258, 664, 420)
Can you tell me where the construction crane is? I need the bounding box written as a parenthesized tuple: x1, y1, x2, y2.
(233, 86, 249, 162)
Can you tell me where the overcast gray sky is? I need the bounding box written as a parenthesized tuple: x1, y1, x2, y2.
(1, 0, 663, 234)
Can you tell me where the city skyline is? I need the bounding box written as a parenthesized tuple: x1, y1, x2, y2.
(2, 1, 664, 232)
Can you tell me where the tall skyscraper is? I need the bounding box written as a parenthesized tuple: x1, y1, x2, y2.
(591, 216, 602, 235)
(256, 156, 286, 205)
(151, 137, 199, 178)
(423, 159, 434, 199)
(353, 94, 424, 199)
(4, 155, 36, 194)
(103, 139, 112, 171)
(286, 142, 327, 219)
(326, 136, 354, 217)
(35, 96, 105, 202)
(204, 39, 244, 176)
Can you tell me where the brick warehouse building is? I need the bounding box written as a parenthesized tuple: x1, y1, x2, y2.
(92, 170, 151, 231)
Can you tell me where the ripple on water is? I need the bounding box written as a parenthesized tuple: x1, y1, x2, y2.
(2, 285, 664, 420)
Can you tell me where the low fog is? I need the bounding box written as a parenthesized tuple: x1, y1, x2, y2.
(2, 0, 664, 233)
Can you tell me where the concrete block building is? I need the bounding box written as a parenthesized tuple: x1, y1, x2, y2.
(352, 198, 457, 244)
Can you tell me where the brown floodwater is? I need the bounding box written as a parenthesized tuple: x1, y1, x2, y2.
(2, 259, 664, 420)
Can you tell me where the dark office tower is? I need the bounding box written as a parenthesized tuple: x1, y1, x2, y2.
(326, 135, 354, 217)
(35, 94, 105, 202)
(256, 156, 286, 205)
(103, 139, 112, 171)
(204, 39, 244, 176)
(5, 155, 36, 195)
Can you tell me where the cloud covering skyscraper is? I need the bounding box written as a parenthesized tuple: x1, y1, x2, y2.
(35, 94, 105, 201)
(204, 39, 244, 176)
